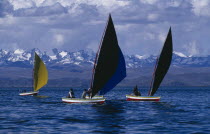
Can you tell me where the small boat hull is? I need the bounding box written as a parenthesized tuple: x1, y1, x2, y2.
(85, 95, 104, 99)
(19, 91, 38, 96)
(126, 95, 160, 101)
(62, 97, 105, 104)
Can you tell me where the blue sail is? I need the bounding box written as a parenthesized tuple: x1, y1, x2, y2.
(99, 49, 126, 95)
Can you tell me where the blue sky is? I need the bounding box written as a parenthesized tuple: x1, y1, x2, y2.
(0, 0, 210, 56)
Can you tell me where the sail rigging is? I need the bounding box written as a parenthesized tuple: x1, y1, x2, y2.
(90, 14, 126, 97)
(33, 52, 48, 91)
(149, 28, 173, 96)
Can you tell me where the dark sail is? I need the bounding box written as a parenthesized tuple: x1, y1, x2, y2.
(90, 14, 126, 97)
(149, 28, 173, 96)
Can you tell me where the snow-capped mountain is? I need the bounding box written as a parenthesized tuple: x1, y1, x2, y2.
(0, 48, 209, 68)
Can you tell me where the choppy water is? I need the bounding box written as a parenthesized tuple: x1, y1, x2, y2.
(0, 87, 209, 133)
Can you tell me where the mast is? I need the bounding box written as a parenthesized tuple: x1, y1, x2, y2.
(148, 57, 159, 96)
(148, 27, 173, 96)
(89, 14, 110, 90)
(33, 52, 38, 91)
(32, 52, 35, 91)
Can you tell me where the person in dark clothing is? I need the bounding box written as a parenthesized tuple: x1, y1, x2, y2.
(133, 85, 141, 96)
(81, 89, 88, 99)
(68, 88, 75, 98)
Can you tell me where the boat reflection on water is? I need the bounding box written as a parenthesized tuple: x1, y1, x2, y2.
(92, 101, 126, 133)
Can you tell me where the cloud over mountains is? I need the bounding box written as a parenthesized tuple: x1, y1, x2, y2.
(0, 0, 210, 56)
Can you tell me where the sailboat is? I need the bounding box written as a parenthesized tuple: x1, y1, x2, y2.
(126, 27, 173, 101)
(62, 14, 126, 104)
(19, 52, 48, 96)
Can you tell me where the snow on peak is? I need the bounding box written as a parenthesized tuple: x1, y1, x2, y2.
(50, 55, 57, 60)
(74, 62, 80, 65)
(76, 56, 84, 61)
(174, 51, 187, 57)
(134, 54, 148, 59)
(72, 51, 84, 61)
(0, 50, 8, 54)
(59, 51, 68, 58)
(14, 49, 24, 54)
(0, 48, 209, 67)
(25, 53, 31, 60)
(4, 50, 8, 54)
(8, 49, 30, 62)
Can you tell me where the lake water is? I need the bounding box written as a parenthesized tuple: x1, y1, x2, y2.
(0, 87, 209, 133)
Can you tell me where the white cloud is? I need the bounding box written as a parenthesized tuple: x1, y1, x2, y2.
(8, 0, 35, 10)
(169, 1, 181, 7)
(184, 41, 200, 56)
(87, 20, 105, 25)
(54, 34, 64, 45)
(8, 0, 130, 12)
(143, 32, 155, 40)
(115, 24, 137, 32)
(0, 15, 16, 25)
(87, 0, 129, 7)
(191, 0, 210, 17)
(139, 0, 157, 5)
(0, 0, 210, 56)
(86, 40, 100, 52)
(0, 0, 13, 17)
(13, 2, 67, 16)
(147, 13, 159, 21)
(34, 0, 45, 7)
(158, 33, 166, 43)
(6, 0, 130, 17)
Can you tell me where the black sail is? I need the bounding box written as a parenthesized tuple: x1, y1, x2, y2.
(149, 28, 173, 96)
(90, 14, 126, 97)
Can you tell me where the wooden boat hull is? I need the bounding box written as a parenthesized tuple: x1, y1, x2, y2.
(85, 95, 104, 99)
(126, 95, 160, 101)
(19, 91, 38, 96)
(62, 97, 105, 104)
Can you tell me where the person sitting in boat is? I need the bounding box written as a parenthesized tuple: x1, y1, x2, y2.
(68, 88, 75, 98)
(133, 85, 141, 96)
(81, 89, 89, 99)
(85, 88, 92, 98)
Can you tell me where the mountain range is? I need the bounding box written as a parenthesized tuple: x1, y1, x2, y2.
(0, 48, 209, 87)
(0, 48, 210, 68)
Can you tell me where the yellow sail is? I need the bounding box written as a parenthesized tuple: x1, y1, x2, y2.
(33, 52, 48, 91)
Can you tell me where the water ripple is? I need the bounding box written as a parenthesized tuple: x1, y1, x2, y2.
(0, 87, 209, 133)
